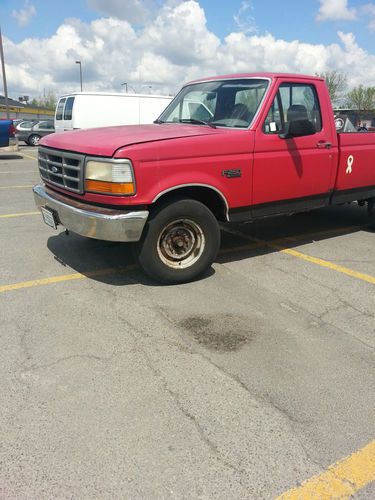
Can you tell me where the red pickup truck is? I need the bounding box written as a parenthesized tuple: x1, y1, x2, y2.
(33, 73, 375, 283)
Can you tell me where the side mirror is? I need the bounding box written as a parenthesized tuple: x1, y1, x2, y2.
(279, 119, 316, 139)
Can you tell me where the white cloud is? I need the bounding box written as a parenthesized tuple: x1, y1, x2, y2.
(11, 0, 37, 27)
(233, 1, 257, 34)
(3, 0, 375, 100)
(87, 0, 158, 24)
(362, 3, 375, 30)
(317, 0, 357, 21)
(138, 1, 220, 66)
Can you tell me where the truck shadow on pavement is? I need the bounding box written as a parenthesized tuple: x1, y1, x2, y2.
(217, 203, 372, 263)
(46, 203, 371, 287)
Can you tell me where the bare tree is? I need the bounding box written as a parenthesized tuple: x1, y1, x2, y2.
(316, 71, 347, 106)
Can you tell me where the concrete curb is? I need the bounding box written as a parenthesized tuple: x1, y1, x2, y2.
(1, 139, 19, 153)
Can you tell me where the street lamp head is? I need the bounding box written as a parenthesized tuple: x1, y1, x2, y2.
(75, 60, 81, 64)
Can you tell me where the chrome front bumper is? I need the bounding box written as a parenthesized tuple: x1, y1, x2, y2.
(33, 184, 149, 242)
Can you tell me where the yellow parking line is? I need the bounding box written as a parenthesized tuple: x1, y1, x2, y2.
(277, 439, 375, 499)
(0, 265, 137, 294)
(280, 247, 375, 285)
(0, 211, 39, 219)
(223, 227, 375, 286)
(20, 152, 37, 161)
(0, 185, 33, 189)
(0, 273, 91, 293)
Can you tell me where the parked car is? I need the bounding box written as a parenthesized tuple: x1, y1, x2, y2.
(15, 120, 38, 131)
(16, 120, 55, 146)
(12, 118, 27, 128)
(0, 119, 16, 148)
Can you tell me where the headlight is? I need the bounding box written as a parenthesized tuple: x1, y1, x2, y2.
(85, 159, 135, 195)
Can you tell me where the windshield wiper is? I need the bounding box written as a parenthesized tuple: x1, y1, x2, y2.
(179, 118, 216, 129)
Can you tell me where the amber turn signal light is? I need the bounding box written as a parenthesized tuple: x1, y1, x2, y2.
(85, 179, 135, 195)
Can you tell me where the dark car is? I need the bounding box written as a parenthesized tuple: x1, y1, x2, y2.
(16, 119, 55, 146)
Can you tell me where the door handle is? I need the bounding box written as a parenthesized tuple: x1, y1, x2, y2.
(316, 141, 332, 149)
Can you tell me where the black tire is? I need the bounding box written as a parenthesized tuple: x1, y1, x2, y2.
(28, 134, 41, 146)
(368, 199, 375, 228)
(138, 199, 220, 284)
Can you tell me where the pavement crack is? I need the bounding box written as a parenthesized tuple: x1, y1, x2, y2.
(315, 307, 375, 352)
(116, 283, 326, 475)
(157, 380, 245, 476)
(221, 259, 375, 351)
(113, 308, 246, 477)
(149, 307, 327, 472)
(21, 350, 128, 372)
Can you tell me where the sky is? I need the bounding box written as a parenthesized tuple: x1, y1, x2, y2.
(1, 0, 375, 100)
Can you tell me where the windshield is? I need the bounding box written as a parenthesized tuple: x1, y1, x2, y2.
(158, 78, 269, 129)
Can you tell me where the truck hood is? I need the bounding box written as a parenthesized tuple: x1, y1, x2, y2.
(40, 124, 219, 156)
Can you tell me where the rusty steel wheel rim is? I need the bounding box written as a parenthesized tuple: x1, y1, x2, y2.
(157, 218, 205, 269)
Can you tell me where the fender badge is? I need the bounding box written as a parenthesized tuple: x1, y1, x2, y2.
(222, 169, 241, 178)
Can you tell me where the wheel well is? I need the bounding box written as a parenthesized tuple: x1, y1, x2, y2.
(152, 186, 228, 221)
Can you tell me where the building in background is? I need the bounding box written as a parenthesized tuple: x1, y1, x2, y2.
(0, 95, 54, 120)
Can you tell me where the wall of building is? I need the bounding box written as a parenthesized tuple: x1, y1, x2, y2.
(0, 105, 54, 120)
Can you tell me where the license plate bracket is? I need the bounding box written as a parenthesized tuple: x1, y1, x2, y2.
(40, 206, 59, 229)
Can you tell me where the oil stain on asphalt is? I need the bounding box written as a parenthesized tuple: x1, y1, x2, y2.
(179, 314, 254, 352)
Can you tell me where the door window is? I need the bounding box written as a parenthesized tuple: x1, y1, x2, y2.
(264, 83, 322, 135)
(55, 98, 66, 121)
(63, 97, 75, 120)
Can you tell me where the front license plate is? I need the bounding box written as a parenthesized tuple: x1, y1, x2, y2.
(40, 206, 58, 229)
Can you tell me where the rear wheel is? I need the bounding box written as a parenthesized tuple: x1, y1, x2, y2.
(28, 134, 41, 146)
(138, 199, 220, 284)
(368, 199, 375, 228)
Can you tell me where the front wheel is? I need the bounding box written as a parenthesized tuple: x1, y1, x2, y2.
(28, 134, 41, 146)
(138, 199, 220, 284)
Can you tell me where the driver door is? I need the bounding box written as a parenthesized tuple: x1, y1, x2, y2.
(252, 81, 336, 217)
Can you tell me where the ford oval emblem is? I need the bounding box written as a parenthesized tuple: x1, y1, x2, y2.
(51, 166, 58, 173)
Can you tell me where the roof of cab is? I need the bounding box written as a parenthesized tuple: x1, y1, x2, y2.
(186, 73, 324, 86)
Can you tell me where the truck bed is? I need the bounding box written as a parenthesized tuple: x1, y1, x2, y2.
(333, 132, 375, 203)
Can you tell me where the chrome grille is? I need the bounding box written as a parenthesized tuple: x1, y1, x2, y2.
(38, 146, 85, 194)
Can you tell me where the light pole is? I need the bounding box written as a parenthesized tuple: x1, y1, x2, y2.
(121, 82, 137, 93)
(75, 61, 83, 92)
(0, 26, 10, 119)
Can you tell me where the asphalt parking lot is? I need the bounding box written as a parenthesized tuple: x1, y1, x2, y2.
(1, 146, 374, 499)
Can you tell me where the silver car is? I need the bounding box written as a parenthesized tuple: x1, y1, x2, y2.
(16, 120, 55, 146)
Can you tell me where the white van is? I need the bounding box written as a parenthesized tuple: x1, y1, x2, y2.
(54, 92, 173, 132)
